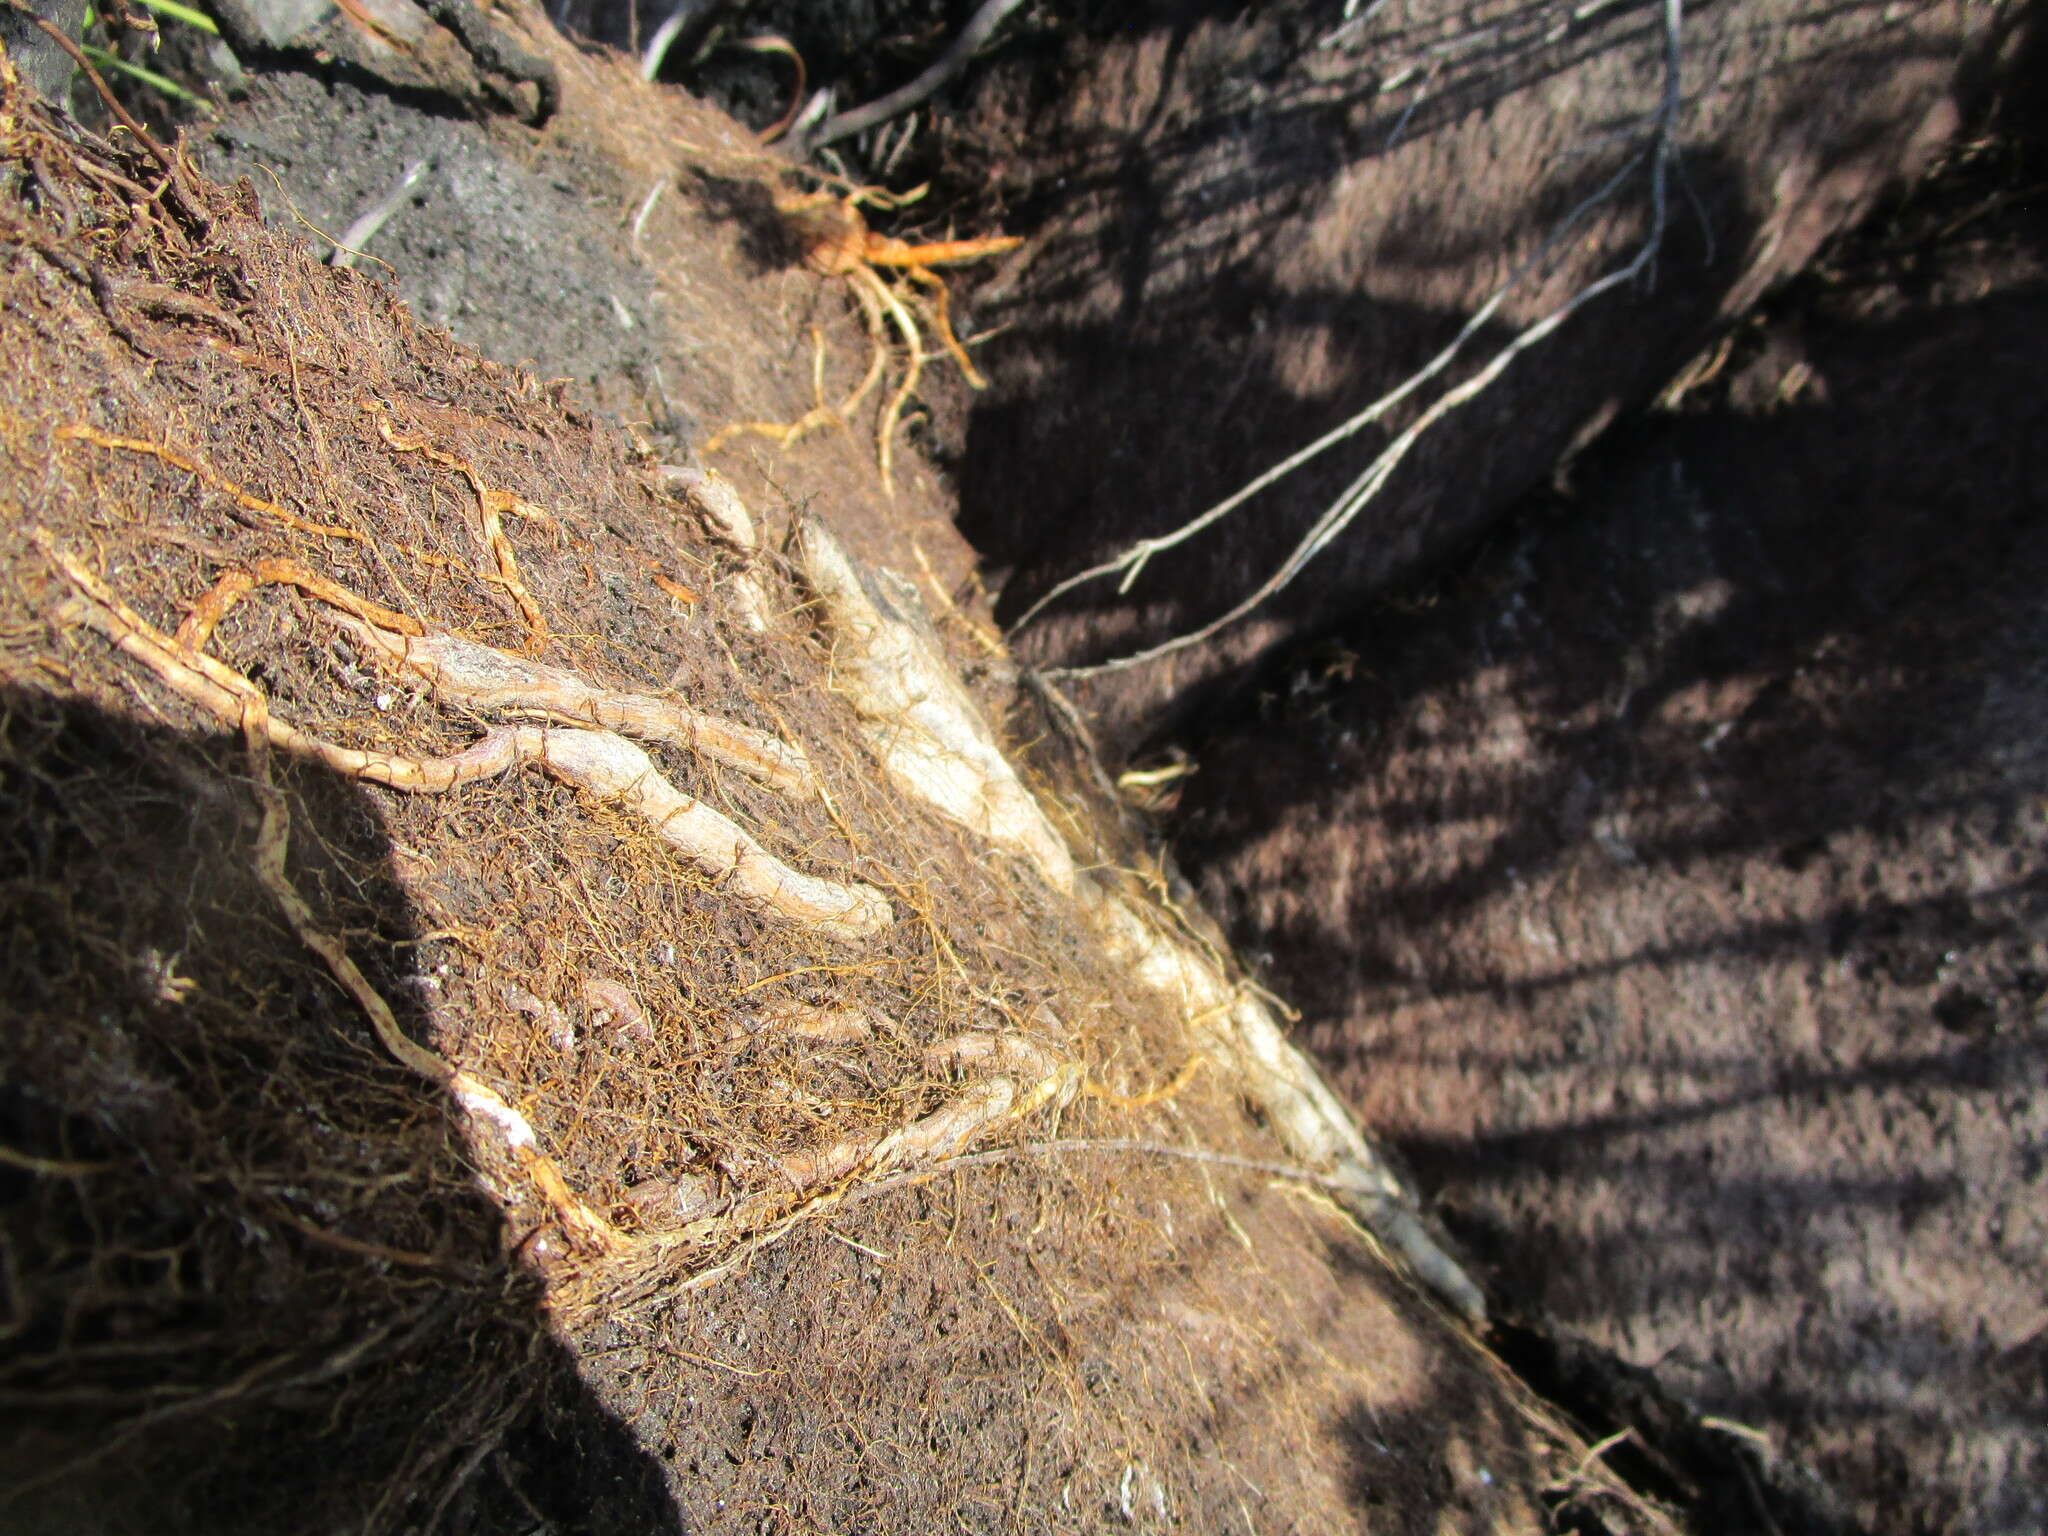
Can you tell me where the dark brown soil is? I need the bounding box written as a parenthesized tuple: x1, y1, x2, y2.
(1172, 108, 2048, 1535)
(11, 2, 2044, 1530)
(0, 37, 1662, 1536)
(942, 0, 2002, 746)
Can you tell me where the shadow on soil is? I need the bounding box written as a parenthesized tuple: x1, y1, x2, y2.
(1171, 144, 2048, 1530)
(952, 0, 1974, 713)
(0, 689, 680, 1536)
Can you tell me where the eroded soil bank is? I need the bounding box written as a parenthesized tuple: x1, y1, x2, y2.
(0, 19, 1672, 1536)
(1172, 94, 2048, 1535)
(3, 0, 2044, 1531)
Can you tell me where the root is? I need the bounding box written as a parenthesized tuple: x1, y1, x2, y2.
(237, 682, 626, 1256)
(43, 536, 890, 938)
(904, 264, 986, 388)
(178, 557, 425, 649)
(704, 192, 1011, 495)
(329, 613, 816, 796)
(797, 513, 1075, 890)
(1082, 881, 1487, 1323)
(47, 540, 518, 791)
(515, 727, 889, 940)
(365, 402, 552, 649)
(702, 329, 841, 455)
(859, 264, 925, 499)
(1084, 1052, 1209, 1111)
(840, 271, 892, 422)
(56, 423, 365, 542)
(700, 407, 838, 457)
(703, 1047, 1080, 1237)
(792, 519, 1490, 1323)
(660, 466, 772, 633)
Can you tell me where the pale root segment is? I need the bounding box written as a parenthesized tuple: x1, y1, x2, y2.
(521, 726, 889, 941)
(791, 515, 1487, 1323)
(662, 465, 772, 634)
(332, 614, 815, 795)
(43, 539, 889, 940)
(244, 691, 625, 1254)
(1082, 885, 1486, 1323)
(662, 1030, 1081, 1251)
(797, 514, 1077, 893)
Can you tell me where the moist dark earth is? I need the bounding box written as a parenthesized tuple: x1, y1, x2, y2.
(8, 0, 2048, 1531)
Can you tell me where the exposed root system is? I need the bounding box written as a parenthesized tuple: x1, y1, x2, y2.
(705, 176, 1020, 495)
(329, 613, 816, 796)
(0, 48, 1660, 1536)
(44, 537, 888, 934)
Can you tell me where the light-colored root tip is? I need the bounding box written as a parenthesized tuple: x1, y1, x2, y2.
(520, 726, 891, 941)
(661, 464, 774, 631)
(662, 464, 758, 551)
(795, 514, 1076, 894)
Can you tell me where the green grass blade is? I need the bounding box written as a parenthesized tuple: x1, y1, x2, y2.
(80, 43, 216, 112)
(131, 0, 221, 33)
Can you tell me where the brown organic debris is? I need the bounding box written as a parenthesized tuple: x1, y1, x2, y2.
(237, 684, 627, 1257)
(57, 423, 366, 542)
(366, 401, 554, 648)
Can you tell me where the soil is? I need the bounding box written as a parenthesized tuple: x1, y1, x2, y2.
(185, 0, 993, 597)
(5, 1, 2045, 1531)
(939, 0, 2010, 747)
(0, 29, 1669, 1536)
(1171, 109, 2048, 1535)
